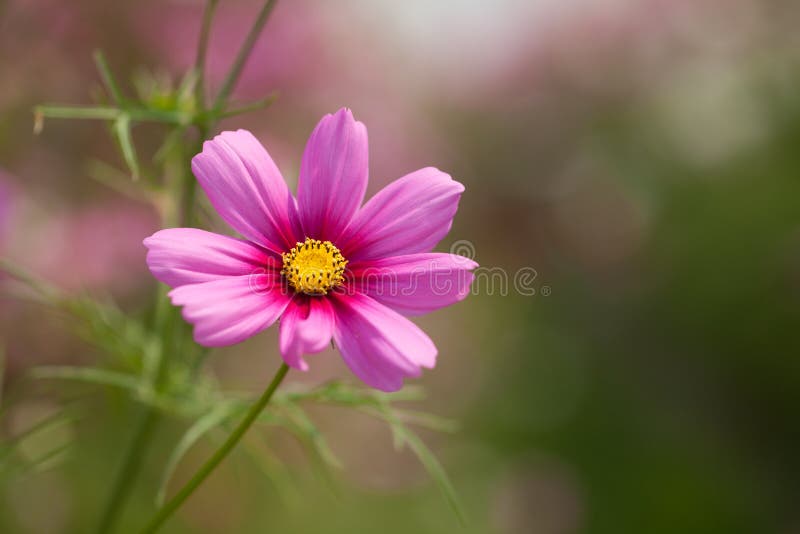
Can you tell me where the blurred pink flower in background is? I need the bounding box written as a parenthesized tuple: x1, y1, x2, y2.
(7, 197, 157, 292)
(0, 171, 162, 370)
(145, 109, 476, 391)
(138, 0, 332, 100)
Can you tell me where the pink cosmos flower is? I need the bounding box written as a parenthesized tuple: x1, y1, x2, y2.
(144, 108, 476, 391)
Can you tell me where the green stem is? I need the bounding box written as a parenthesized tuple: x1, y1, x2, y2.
(139, 363, 290, 534)
(34, 105, 190, 124)
(212, 0, 279, 112)
(180, 131, 202, 228)
(180, 0, 218, 228)
(194, 0, 219, 110)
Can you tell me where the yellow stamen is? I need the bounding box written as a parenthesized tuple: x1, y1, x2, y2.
(281, 238, 347, 295)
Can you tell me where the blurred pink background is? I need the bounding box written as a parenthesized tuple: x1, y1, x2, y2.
(2, 1, 800, 533)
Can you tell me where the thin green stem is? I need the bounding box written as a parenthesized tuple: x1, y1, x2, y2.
(184, 0, 278, 225)
(195, 0, 219, 109)
(35, 105, 120, 121)
(212, 0, 279, 112)
(179, 130, 201, 227)
(139, 363, 290, 534)
(34, 105, 191, 125)
(181, 0, 220, 227)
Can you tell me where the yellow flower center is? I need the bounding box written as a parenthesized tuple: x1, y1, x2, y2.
(281, 238, 347, 295)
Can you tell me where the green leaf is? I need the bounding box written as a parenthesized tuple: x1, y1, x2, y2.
(239, 438, 301, 507)
(93, 50, 125, 105)
(86, 160, 157, 202)
(27, 441, 72, 473)
(176, 69, 199, 110)
(215, 92, 278, 120)
(54, 294, 155, 371)
(394, 424, 467, 526)
(153, 126, 188, 164)
(383, 409, 407, 452)
(112, 114, 140, 180)
(353, 400, 466, 525)
(0, 258, 63, 303)
(30, 366, 141, 392)
(0, 404, 79, 482)
(155, 401, 242, 506)
(27, 365, 196, 417)
(392, 409, 459, 433)
(281, 403, 342, 470)
(278, 404, 340, 495)
(0, 407, 79, 462)
(284, 381, 427, 406)
(0, 441, 72, 480)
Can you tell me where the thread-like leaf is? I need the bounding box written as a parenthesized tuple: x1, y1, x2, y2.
(112, 114, 140, 180)
(216, 92, 278, 120)
(0, 409, 78, 463)
(239, 438, 300, 507)
(30, 366, 140, 392)
(155, 401, 241, 506)
(86, 160, 156, 201)
(0, 442, 73, 480)
(393, 424, 467, 526)
(392, 409, 459, 433)
(93, 50, 125, 105)
(355, 403, 466, 524)
(282, 404, 342, 470)
(0, 264, 156, 372)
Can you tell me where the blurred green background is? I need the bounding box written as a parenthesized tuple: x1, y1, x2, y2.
(1, 0, 800, 532)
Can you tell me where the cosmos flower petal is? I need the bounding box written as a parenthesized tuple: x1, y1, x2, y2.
(144, 228, 280, 288)
(297, 108, 368, 242)
(340, 167, 464, 262)
(279, 296, 335, 371)
(331, 292, 437, 392)
(350, 253, 478, 316)
(191, 130, 302, 252)
(169, 274, 291, 347)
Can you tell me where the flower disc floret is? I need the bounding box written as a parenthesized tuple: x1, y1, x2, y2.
(281, 237, 347, 295)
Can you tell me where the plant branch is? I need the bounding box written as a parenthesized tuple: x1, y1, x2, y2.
(212, 0, 279, 112)
(34, 105, 191, 124)
(194, 0, 219, 109)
